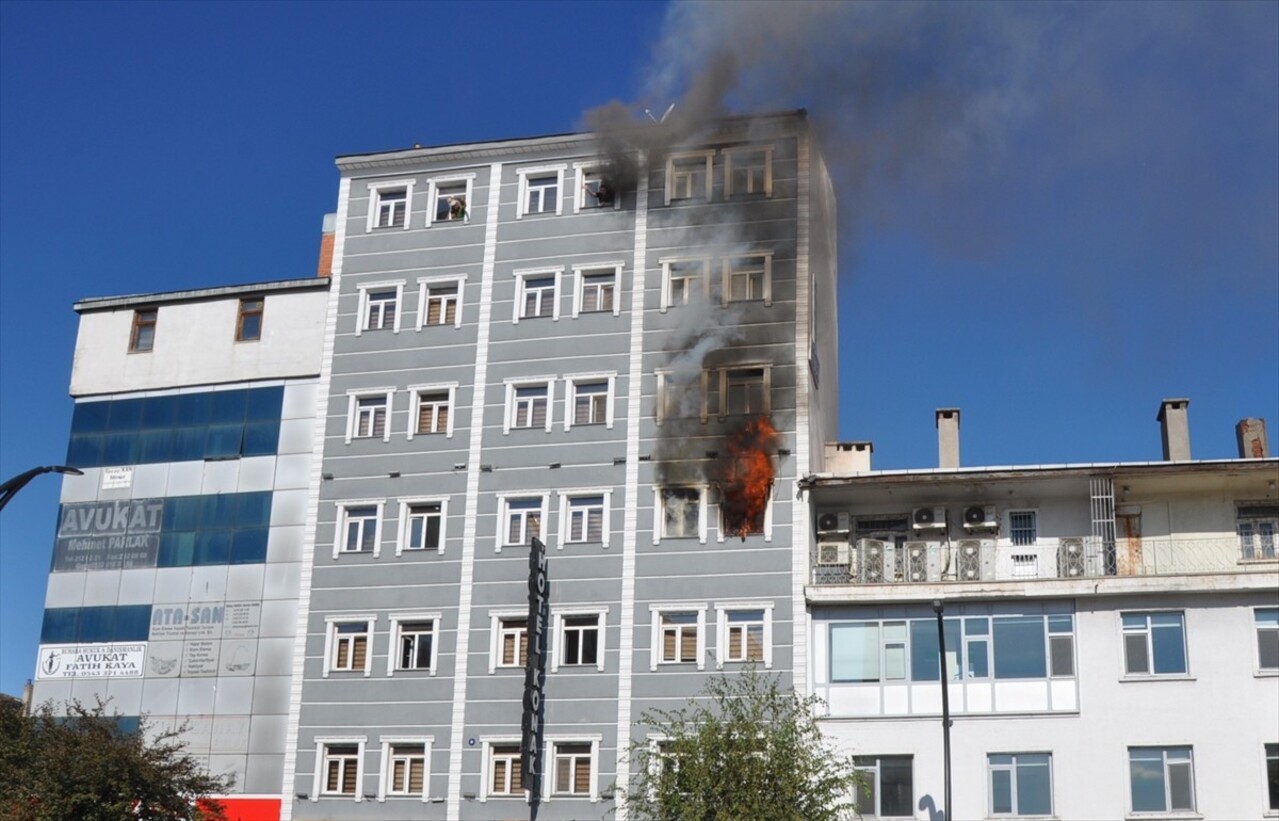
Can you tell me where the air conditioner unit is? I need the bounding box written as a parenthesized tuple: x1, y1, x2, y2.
(857, 538, 889, 583)
(956, 539, 994, 581)
(912, 506, 946, 530)
(817, 541, 851, 566)
(816, 511, 851, 535)
(962, 504, 998, 530)
(1057, 538, 1086, 578)
(905, 541, 930, 581)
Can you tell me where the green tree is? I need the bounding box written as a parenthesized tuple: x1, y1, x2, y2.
(618, 669, 861, 821)
(0, 697, 230, 821)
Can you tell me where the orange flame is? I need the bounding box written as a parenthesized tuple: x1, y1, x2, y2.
(717, 416, 779, 538)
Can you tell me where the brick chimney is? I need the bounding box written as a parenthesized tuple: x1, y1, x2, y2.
(316, 213, 336, 277)
(825, 441, 873, 473)
(936, 408, 960, 469)
(1236, 417, 1269, 459)
(1157, 398, 1191, 461)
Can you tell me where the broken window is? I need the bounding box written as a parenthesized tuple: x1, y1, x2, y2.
(661, 487, 701, 538)
(721, 367, 769, 416)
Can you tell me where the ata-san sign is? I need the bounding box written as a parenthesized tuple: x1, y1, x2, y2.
(521, 536, 548, 793)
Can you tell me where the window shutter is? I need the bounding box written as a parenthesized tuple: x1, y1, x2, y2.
(663, 629, 676, 661)
(352, 636, 367, 670)
(575, 759, 590, 794)
(681, 630, 697, 662)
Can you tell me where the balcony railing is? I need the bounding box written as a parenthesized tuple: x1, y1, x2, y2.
(810, 535, 1277, 586)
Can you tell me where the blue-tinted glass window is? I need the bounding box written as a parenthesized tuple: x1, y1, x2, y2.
(176, 393, 212, 426)
(102, 433, 139, 466)
(77, 606, 116, 642)
(909, 618, 961, 681)
(41, 609, 79, 643)
(158, 532, 194, 567)
(245, 386, 284, 421)
(210, 390, 248, 423)
(107, 398, 144, 430)
(140, 395, 177, 429)
(235, 493, 272, 527)
(71, 402, 110, 434)
(195, 531, 231, 565)
(164, 497, 199, 531)
(40, 606, 151, 643)
(113, 716, 142, 735)
(993, 616, 1047, 678)
(241, 421, 280, 456)
(171, 427, 206, 462)
(230, 528, 269, 564)
(199, 495, 236, 528)
(66, 434, 104, 467)
(113, 605, 152, 641)
(205, 424, 242, 459)
(138, 429, 174, 463)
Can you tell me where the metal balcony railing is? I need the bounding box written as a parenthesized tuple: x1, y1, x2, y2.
(810, 535, 1278, 586)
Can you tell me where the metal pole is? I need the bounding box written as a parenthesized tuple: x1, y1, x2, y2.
(0, 465, 82, 513)
(933, 599, 952, 820)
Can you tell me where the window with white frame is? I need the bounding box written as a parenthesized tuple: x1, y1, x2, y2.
(512, 268, 561, 322)
(365, 289, 399, 331)
(399, 500, 444, 553)
(574, 265, 620, 316)
(651, 607, 704, 669)
(658, 486, 703, 540)
(989, 753, 1053, 816)
(853, 755, 914, 819)
(418, 278, 464, 328)
(367, 181, 413, 231)
(565, 494, 606, 544)
(718, 488, 771, 539)
(336, 503, 382, 556)
(1008, 510, 1038, 545)
(1255, 608, 1279, 671)
(556, 611, 603, 669)
(1122, 611, 1187, 676)
(665, 151, 713, 204)
(1129, 746, 1195, 814)
(347, 391, 393, 441)
(392, 617, 437, 673)
(502, 496, 545, 547)
(506, 380, 553, 432)
(552, 741, 595, 797)
(717, 604, 771, 667)
(381, 740, 429, 799)
(429, 177, 472, 226)
(660, 258, 708, 311)
(723, 146, 773, 197)
(410, 386, 453, 438)
(655, 370, 707, 425)
(517, 166, 564, 217)
(486, 742, 524, 797)
(717, 366, 770, 417)
(722, 254, 771, 304)
(491, 615, 529, 669)
(1238, 504, 1279, 560)
(318, 741, 363, 797)
(566, 376, 613, 429)
(575, 164, 618, 212)
(326, 619, 372, 675)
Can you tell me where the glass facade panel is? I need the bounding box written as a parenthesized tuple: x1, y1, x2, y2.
(993, 616, 1047, 679)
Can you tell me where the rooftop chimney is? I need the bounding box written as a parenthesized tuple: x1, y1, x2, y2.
(825, 441, 873, 473)
(936, 408, 960, 469)
(1236, 417, 1269, 459)
(1157, 398, 1191, 461)
(316, 213, 336, 277)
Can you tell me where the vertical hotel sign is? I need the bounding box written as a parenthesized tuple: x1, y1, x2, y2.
(521, 536, 548, 795)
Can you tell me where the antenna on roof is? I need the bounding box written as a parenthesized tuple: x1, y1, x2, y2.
(660, 103, 675, 123)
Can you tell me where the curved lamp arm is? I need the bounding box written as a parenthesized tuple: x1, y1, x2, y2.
(0, 465, 83, 513)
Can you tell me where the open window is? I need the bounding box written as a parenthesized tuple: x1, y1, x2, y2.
(574, 162, 620, 212)
(427, 174, 474, 226)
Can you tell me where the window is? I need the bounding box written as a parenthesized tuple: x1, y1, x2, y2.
(320, 742, 362, 796)
(718, 487, 770, 540)
(573, 265, 621, 316)
(326, 619, 372, 675)
(555, 611, 604, 670)
(552, 741, 594, 797)
(418, 278, 463, 328)
(434, 183, 468, 223)
(1129, 746, 1195, 813)
(392, 617, 437, 673)
(665, 151, 713, 204)
(348, 392, 391, 441)
(492, 616, 528, 669)
(355, 282, 404, 334)
(1009, 511, 1038, 546)
(718, 366, 770, 416)
(410, 386, 454, 438)
(652, 607, 704, 669)
(574, 164, 617, 212)
(722, 255, 771, 304)
(655, 370, 707, 425)
(399, 501, 444, 553)
(716, 603, 773, 668)
(334, 502, 383, 558)
(515, 269, 561, 321)
(501, 496, 545, 547)
(236, 298, 264, 342)
(505, 380, 553, 433)
(853, 755, 914, 819)
(1267, 743, 1279, 811)
(517, 166, 565, 217)
(723, 146, 773, 197)
(487, 742, 523, 797)
(1047, 614, 1075, 677)
(382, 741, 428, 799)
(657, 486, 704, 541)
(565, 495, 605, 544)
(1257, 608, 1279, 671)
(1238, 504, 1279, 560)
(1122, 612, 1187, 676)
(660, 258, 708, 311)
(832, 622, 908, 683)
(565, 375, 613, 429)
(367, 181, 413, 230)
(989, 753, 1053, 816)
(130, 308, 157, 352)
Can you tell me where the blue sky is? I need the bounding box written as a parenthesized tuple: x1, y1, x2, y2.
(1, 1, 1275, 697)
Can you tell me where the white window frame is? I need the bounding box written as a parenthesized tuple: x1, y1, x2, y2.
(377, 736, 433, 802)
(355, 281, 405, 334)
(425, 173, 475, 227)
(312, 736, 367, 801)
(722, 145, 774, 198)
(714, 601, 774, 669)
(1238, 507, 1279, 560)
(366, 179, 415, 232)
(655, 369, 709, 425)
(1121, 610, 1189, 677)
(415, 275, 466, 329)
(323, 615, 375, 678)
(715, 483, 775, 543)
(497, 493, 549, 551)
(715, 364, 771, 418)
(334, 500, 385, 558)
(554, 488, 612, 549)
(517, 164, 566, 218)
(488, 609, 530, 673)
(664, 150, 714, 205)
(659, 257, 710, 312)
(504, 377, 556, 434)
(1128, 746, 1196, 814)
(1008, 509, 1039, 546)
(652, 484, 708, 544)
(345, 388, 395, 443)
(407, 382, 457, 439)
(1256, 607, 1279, 674)
(543, 735, 602, 801)
(573, 162, 621, 213)
(480, 736, 526, 801)
(852, 755, 914, 819)
(551, 606, 607, 672)
(649, 603, 707, 671)
(571, 262, 623, 317)
(395, 496, 448, 555)
(988, 752, 1054, 817)
(721, 252, 773, 305)
(564, 372, 615, 431)
(386, 611, 441, 677)
(513, 267, 563, 323)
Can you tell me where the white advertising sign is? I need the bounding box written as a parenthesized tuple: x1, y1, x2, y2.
(101, 467, 134, 489)
(37, 643, 146, 679)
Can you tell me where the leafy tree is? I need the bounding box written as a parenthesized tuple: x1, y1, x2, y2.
(618, 669, 862, 821)
(0, 697, 230, 821)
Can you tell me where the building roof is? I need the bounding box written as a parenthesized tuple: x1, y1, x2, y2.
(73, 276, 330, 313)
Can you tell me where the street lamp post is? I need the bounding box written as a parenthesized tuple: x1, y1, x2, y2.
(0, 465, 83, 513)
(933, 599, 953, 821)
